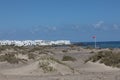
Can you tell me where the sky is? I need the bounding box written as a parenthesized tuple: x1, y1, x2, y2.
(0, 0, 120, 42)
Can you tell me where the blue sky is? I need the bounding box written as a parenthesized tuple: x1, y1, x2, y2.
(0, 0, 120, 42)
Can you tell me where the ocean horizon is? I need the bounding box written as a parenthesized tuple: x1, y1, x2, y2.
(72, 41, 120, 48)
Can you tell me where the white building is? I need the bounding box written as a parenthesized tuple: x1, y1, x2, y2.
(0, 40, 71, 46)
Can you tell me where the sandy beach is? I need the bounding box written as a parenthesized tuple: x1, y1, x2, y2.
(0, 46, 120, 80)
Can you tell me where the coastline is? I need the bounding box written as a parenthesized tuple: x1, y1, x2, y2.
(72, 41, 120, 48)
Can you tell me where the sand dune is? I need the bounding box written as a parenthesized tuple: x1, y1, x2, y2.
(0, 46, 120, 80)
(1, 61, 39, 75)
(79, 61, 119, 72)
(1, 61, 74, 76)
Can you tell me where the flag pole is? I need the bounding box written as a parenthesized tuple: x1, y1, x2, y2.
(95, 37, 96, 48)
(92, 36, 96, 48)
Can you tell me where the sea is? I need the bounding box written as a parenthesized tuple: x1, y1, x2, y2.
(72, 41, 120, 48)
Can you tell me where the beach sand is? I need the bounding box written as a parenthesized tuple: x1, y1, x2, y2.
(0, 46, 120, 80)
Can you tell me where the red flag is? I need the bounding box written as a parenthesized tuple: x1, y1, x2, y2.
(92, 36, 96, 39)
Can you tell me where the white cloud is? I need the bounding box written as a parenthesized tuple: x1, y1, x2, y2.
(72, 25, 80, 29)
(113, 24, 119, 30)
(30, 28, 39, 34)
(30, 25, 44, 34)
(45, 26, 57, 32)
(93, 21, 110, 31)
(50, 26, 57, 31)
(30, 25, 58, 34)
(93, 21, 104, 28)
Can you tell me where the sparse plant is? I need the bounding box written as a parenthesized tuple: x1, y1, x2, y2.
(85, 46, 93, 49)
(85, 51, 120, 68)
(109, 48, 113, 50)
(62, 55, 76, 62)
(39, 60, 56, 73)
(62, 49, 68, 53)
(29, 47, 40, 52)
(77, 49, 81, 51)
(69, 45, 75, 48)
(90, 51, 95, 53)
(28, 53, 36, 59)
(0, 54, 19, 64)
(38, 55, 74, 73)
(38, 55, 57, 73)
(0, 53, 27, 64)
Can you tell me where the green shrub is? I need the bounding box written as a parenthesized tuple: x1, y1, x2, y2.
(62, 55, 76, 61)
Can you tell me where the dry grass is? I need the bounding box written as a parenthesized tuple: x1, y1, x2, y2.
(28, 53, 37, 59)
(62, 49, 68, 53)
(0, 53, 27, 64)
(85, 51, 120, 68)
(62, 55, 76, 62)
(38, 55, 74, 73)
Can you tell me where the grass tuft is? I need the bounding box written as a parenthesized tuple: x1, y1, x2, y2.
(0, 53, 26, 64)
(62, 55, 76, 62)
(85, 51, 120, 68)
(38, 55, 74, 73)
